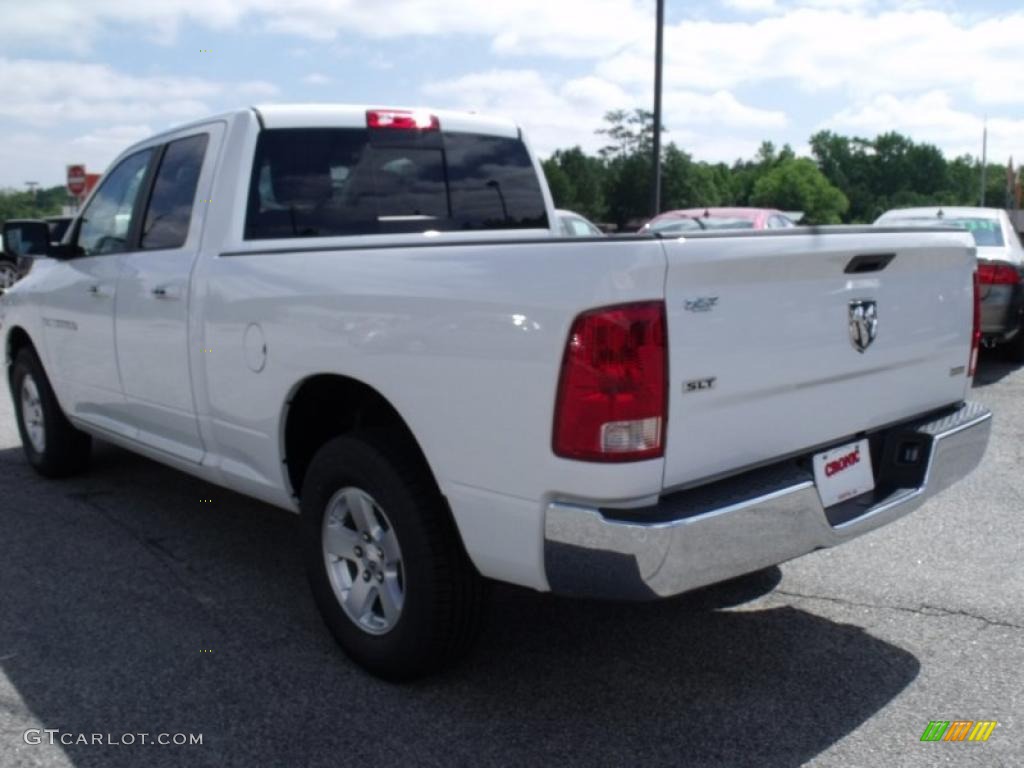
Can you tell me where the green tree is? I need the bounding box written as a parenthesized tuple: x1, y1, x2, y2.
(946, 155, 978, 205)
(603, 152, 652, 228)
(751, 158, 849, 224)
(541, 159, 574, 210)
(661, 145, 724, 210)
(0, 185, 67, 224)
(546, 147, 607, 221)
(810, 131, 877, 221)
(596, 108, 660, 159)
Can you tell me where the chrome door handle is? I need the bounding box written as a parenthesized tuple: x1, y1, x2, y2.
(87, 285, 111, 298)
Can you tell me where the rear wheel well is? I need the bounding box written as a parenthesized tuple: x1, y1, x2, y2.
(283, 375, 434, 500)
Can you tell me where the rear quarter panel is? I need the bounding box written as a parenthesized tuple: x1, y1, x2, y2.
(192, 239, 669, 509)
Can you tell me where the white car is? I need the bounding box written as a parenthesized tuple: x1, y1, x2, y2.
(875, 206, 1024, 360)
(2, 105, 991, 679)
(555, 208, 603, 237)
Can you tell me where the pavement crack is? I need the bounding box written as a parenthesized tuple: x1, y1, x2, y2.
(774, 588, 1024, 630)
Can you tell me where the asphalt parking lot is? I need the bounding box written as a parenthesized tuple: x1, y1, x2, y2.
(0, 353, 1021, 768)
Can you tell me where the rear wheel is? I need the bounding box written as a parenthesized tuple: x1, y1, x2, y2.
(11, 348, 92, 477)
(1003, 326, 1024, 364)
(301, 433, 487, 680)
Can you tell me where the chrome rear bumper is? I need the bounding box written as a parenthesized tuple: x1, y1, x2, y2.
(544, 402, 991, 600)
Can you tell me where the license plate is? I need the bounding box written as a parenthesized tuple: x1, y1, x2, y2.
(812, 438, 874, 508)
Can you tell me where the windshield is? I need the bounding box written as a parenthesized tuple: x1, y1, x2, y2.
(886, 216, 1004, 247)
(650, 216, 755, 234)
(701, 217, 756, 230)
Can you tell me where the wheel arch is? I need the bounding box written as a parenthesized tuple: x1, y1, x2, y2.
(5, 325, 37, 382)
(280, 373, 442, 504)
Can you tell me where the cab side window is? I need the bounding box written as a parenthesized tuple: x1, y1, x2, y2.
(141, 134, 209, 250)
(77, 149, 153, 257)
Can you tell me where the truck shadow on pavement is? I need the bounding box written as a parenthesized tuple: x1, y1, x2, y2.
(0, 441, 920, 768)
(973, 349, 1021, 388)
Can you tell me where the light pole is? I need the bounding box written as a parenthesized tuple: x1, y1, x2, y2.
(979, 119, 987, 207)
(651, 0, 665, 218)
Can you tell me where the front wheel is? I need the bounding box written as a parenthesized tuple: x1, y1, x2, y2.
(301, 433, 487, 680)
(11, 348, 92, 477)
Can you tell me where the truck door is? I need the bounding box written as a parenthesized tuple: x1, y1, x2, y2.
(113, 124, 222, 462)
(38, 147, 154, 438)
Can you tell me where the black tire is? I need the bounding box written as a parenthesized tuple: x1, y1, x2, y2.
(0, 258, 19, 291)
(1002, 328, 1024, 364)
(301, 432, 487, 680)
(10, 347, 92, 477)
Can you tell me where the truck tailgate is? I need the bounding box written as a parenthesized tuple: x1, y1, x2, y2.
(660, 229, 976, 491)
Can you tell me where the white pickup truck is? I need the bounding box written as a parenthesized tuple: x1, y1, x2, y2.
(1, 105, 992, 679)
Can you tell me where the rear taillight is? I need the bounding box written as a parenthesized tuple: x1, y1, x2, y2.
(553, 301, 667, 462)
(366, 109, 439, 131)
(969, 269, 980, 377)
(977, 263, 1020, 285)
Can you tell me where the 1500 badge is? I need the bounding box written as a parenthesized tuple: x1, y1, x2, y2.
(684, 297, 718, 312)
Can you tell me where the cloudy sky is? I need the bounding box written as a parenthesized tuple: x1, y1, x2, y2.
(0, 0, 1021, 188)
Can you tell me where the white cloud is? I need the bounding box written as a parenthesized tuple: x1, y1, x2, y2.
(0, 0, 653, 59)
(825, 91, 1024, 162)
(0, 126, 154, 191)
(424, 69, 787, 160)
(0, 58, 280, 185)
(0, 58, 277, 126)
(663, 90, 787, 130)
(598, 8, 1024, 106)
(0, 0, 252, 53)
(795, 0, 876, 9)
(1, 1, 1023, 184)
(722, 0, 780, 12)
(3, 2, 1023, 110)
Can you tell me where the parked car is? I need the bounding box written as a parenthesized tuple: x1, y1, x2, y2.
(0, 219, 52, 291)
(555, 209, 603, 237)
(640, 207, 796, 234)
(875, 207, 1024, 361)
(1, 105, 990, 680)
(0, 234, 15, 291)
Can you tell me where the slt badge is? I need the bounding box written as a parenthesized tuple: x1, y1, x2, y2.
(848, 299, 878, 353)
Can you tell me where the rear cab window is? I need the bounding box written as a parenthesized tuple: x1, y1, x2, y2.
(245, 127, 548, 239)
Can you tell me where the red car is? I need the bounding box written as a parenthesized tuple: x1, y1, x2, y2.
(640, 207, 798, 234)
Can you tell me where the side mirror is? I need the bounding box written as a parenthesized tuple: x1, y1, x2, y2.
(3, 219, 51, 259)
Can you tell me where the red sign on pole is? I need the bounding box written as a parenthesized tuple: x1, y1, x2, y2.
(67, 164, 87, 197)
(84, 173, 100, 200)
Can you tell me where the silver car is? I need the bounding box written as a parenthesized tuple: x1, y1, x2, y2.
(555, 209, 603, 237)
(875, 206, 1024, 361)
